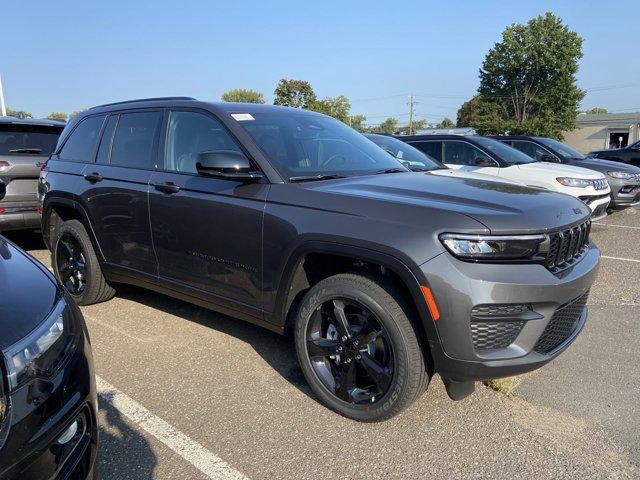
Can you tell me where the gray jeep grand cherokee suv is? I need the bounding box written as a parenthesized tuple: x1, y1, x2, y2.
(39, 98, 600, 421)
(0, 116, 64, 231)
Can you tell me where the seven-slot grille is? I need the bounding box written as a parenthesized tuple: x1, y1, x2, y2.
(545, 220, 591, 272)
(592, 178, 608, 190)
(534, 290, 590, 354)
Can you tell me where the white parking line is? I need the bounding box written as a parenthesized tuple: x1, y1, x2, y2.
(601, 255, 640, 263)
(96, 376, 249, 480)
(597, 223, 640, 230)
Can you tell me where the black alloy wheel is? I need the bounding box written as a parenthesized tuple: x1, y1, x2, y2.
(306, 297, 394, 404)
(55, 232, 87, 295)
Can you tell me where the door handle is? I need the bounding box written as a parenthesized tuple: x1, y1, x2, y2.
(84, 172, 103, 183)
(153, 182, 181, 194)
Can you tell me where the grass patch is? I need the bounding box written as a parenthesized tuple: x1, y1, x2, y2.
(484, 376, 522, 396)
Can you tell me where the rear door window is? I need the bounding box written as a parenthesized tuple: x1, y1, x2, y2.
(509, 140, 553, 162)
(110, 111, 162, 169)
(58, 116, 105, 162)
(0, 124, 63, 156)
(442, 141, 488, 166)
(410, 141, 443, 161)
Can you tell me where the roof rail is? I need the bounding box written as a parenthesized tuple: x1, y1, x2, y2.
(91, 97, 197, 109)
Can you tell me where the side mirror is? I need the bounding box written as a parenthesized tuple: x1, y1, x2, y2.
(195, 150, 262, 182)
(0, 181, 5, 201)
(540, 154, 560, 163)
(474, 156, 495, 167)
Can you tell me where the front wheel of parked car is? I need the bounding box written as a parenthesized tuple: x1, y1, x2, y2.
(294, 272, 429, 422)
(52, 219, 115, 305)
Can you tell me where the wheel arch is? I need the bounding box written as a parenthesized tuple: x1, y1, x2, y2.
(273, 240, 440, 373)
(42, 196, 105, 263)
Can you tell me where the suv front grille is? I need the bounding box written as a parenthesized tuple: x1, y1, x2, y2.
(545, 220, 591, 272)
(593, 178, 608, 191)
(533, 290, 589, 354)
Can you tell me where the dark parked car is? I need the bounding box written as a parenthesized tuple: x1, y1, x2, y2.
(0, 117, 65, 231)
(493, 136, 640, 209)
(40, 98, 599, 421)
(0, 181, 98, 479)
(589, 139, 640, 166)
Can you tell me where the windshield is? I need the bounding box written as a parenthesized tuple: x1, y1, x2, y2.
(0, 124, 63, 155)
(536, 137, 586, 160)
(236, 112, 408, 179)
(472, 136, 537, 166)
(365, 134, 443, 170)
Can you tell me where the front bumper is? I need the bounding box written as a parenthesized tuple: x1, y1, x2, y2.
(608, 178, 640, 208)
(0, 301, 98, 480)
(421, 243, 600, 381)
(581, 194, 610, 221)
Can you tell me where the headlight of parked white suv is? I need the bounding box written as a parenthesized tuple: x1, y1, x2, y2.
(2, 299, 75, 391)
(439, 234, 549, 260)
(607, 171, 634, 180)
(556, 177, 594, 188)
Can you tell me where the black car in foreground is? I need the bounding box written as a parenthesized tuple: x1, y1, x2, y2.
(589, 139, 640, 166)
(40, 98, 599, 421)
(0, 181, 97, 479)
(494, 136, 640, 209)
(0, 117, 65, 231)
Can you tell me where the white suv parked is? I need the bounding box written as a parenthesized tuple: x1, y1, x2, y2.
(402, 135, 611, 220)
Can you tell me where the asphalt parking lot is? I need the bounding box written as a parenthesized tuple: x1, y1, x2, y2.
(6, 207, 640, 480)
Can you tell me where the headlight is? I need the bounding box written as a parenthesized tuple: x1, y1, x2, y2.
(440, 234, 549, 261)
(607, 171, 634, 180)
(556, 177, 593, 188)
(3, 299, 76, 391)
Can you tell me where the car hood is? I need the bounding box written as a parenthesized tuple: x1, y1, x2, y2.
(571, 157, 640, 173)
(515, 161, 604, 179)
(0, 237, 61, 349)
(429, 168, 525, 185)
(303, 172, 590, 234)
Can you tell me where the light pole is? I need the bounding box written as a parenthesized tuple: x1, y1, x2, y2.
(0, 74, 6, 117)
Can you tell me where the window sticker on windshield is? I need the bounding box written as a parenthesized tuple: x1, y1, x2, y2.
(231, 113, 255, 121)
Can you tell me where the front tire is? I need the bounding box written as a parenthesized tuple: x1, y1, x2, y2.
(294, 272, 429, 422)
(52, 219, 115, 305)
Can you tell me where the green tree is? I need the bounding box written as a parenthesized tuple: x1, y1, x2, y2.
(221, 88, 265, 104)
(457, 95, 511, 134)
(437, 117, 455, 128)
(349, 114, 368, 132)
(584, 107, 608, 114)
(372, 117, 398, 134)
(460, 12, 584, 138)
(309, 95, 351, 123)
(273, 79, 317, 108)
(6, 108, 33, 119)
(46, 112, 68, 121)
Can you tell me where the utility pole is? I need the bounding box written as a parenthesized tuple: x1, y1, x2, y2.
(0, 74, 6, 117)
(407, 94, 417, 135)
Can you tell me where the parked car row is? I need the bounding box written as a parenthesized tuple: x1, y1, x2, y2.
(0, 98, 619, 476)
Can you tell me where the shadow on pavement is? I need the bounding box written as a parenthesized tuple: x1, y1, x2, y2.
(2, 229, 47, 251)
(98, 393, 158, 480)
(116, 285, 316, 399)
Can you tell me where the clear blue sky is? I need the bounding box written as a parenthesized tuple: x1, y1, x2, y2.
(4, 0, 640, 124)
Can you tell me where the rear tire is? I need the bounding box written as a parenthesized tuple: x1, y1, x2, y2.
(52, 219, 115, 305)
(294, 272, 429, 422)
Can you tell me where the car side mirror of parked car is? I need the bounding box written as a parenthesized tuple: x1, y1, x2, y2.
(195, 151, 263, 182)
(540, 154, 560, 163)
(0, 180, 5, 201)
(474, 156, 495, 167)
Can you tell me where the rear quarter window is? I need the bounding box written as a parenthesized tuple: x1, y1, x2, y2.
(58, 116, 105, 162)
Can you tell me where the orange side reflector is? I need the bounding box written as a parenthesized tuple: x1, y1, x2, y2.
(420, 285, 440, 321)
